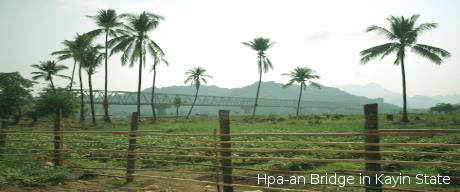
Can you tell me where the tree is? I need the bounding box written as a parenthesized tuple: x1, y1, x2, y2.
(242, 37, 275, 118)
(109, 11, 165, 118)
(80, 45, 104, 125)
(150, 56, 168, 123)
(282, 67, 321, 118)
(184, 67, 212, 119)
(172, 96, 183, 119)
(0, 72, 34, 124)
(430, 103, 456, 113)
(87, 9, 123, 123)
(51, 39, 78, 90)
(360, 14, 450, 122)
(35, 88, 79, 118)
(31, 60, 69, 93)
(52, 34, 93, 122)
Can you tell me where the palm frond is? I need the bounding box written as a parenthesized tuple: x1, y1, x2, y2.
(85, 29, 104, 39)
(412, 45, 444, 64)
(309, 82, 322, 89)
(366, 25, 397, 40)
(360, 43, 399, 64)
(413, 44, 450, 58)
(282, 80, 295, 88)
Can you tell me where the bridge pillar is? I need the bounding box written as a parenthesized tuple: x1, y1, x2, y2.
(240, 106, 253, 115)
(155, 104, 169, 116)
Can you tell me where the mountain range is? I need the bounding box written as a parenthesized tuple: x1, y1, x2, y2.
(336, 83, 460, 109)
(136, 81, 400, 115)
(146, 81, 385, 103)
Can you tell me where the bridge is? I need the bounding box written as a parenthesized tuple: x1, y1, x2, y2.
(77, 90, 398, 114)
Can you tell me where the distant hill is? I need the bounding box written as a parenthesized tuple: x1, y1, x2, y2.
(336, 83, 460, 109)
(136, 81, 400, 116)
(146, 81, 390, 103)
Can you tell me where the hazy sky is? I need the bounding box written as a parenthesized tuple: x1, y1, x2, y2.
(1, 0, 459, 96)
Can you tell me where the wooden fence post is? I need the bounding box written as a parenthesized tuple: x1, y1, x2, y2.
(126, 112, 139, 183)
(0, 120, 6, 158)
(53, 108, 64, 167)
(364, 104, 382, 192)
(219, 110, 233, 192)
(213, 129, 221, 192)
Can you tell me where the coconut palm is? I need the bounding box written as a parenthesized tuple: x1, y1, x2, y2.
(52, 34, 92, 122)
(360, 14, 450, 122)
(87, 9, 123, 123)
(80, 45, 104, 125)
(172, 96, 182, 119)
(282, 67, 320, 118)
(109, 11, 165, 118)
(150, 55, 168, 123)
(31, 60, 69, 93)
(51, 39, 78, 90)
(184, 67, 212, 119)
(242, 37, 275, 118)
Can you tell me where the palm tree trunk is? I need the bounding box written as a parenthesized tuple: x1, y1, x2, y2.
(79, 64, 85, 122)
(296, 84, 303, 119)
(252, 57, 263, 118)
(400, 56, 409, 122)
(88, 73, 96, 125)
(151, 64, 157, 122)
(176, 106, 179, 119)
(49, 76, 56, 94)
(103, 31, 111, 123)
(186, 87, 199, 119)
(137, 41, 143, 119)
(69, 59, 76, 90)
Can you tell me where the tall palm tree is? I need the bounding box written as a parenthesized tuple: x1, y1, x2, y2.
(360, 14, 450, 122)
(31, 60, 69, 93)
(184, 67, 212, 119)
(150, 55, 168, 123)
(80, 45, 104, 125)
(52, 34, 92, 122)
(242, 37, 275, 118)
(109, 11, 165, 118)
(282, 67, 320, 118)
(172, 96, 182, 119)
(87, 9, 123, 123)
(51, 39, 78, 90)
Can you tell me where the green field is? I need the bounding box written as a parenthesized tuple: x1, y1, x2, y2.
(1, 113, 459, 191)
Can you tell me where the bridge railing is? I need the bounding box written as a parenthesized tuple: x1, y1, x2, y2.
(75, 89, 377, 110)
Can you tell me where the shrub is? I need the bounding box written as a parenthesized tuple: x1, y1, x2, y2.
(35, 88, 79, 118)
(0, 164, 74, 186)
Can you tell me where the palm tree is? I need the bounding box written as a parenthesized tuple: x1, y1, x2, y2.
(172, 96, 182, 119)
(87, 9, 123, 123)
(31, 60, 69, 93)
(282, 67, 320, 118)
(150, 55, 168, 123)
(80, 45, 104, 125)
(109, 11, 165, 118)
(184, 67, 212, 119)
(242, 37, 275, 118)
(52, 34, 92, 122)
(360, 14, 450, 122)
(51, 39, 78, 90)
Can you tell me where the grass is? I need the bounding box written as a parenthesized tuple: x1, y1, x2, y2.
(0, 112, 459, 191)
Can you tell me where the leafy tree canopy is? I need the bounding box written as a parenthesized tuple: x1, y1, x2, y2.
(430, 103, 459, 113)
(0, 72, 34, 120)
(35, 88, 79, 118)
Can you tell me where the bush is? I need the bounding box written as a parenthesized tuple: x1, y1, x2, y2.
(430, 103, 459, 113)
(35, 88, 79, 118)
(0, 164, 74, 186)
